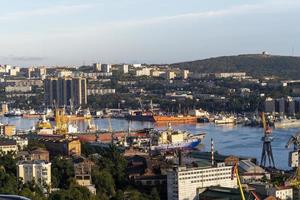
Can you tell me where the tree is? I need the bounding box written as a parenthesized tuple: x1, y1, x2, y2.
(92, 169, 115, 197)
(150, 188, 160, 200)
(51, 157, 75, 189)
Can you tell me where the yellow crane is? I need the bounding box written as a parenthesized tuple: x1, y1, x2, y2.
(233, 163, 246, 200)
(55, 108, 68, 135)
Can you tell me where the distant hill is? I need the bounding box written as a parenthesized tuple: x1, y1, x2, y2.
(171, 54, 300, 79)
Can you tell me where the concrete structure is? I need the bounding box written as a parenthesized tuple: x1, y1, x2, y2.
(167, 163, 237, 200)
(17, 160, 51, 187)
(0, 139, 18, 154)
(73, 158, 96, 194)
(44, 77, 87, 107)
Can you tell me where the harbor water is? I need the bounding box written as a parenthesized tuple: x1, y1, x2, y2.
(0, 116, 298, 170)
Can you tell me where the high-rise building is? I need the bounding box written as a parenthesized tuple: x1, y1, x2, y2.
(167, 163, 237, 200)
(44, 77, 87, 107)
(265, 97, 275, 113)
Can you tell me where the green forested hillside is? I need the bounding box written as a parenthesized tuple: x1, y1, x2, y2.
(171, 54, 300, 79)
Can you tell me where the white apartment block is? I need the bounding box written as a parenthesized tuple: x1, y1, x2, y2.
(167, 163, 237, 200)
(17, 160, 51, 187)
(135, 68, 151, 76)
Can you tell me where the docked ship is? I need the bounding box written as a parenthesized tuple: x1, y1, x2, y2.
(153, 114, 197, 123)
(126, 110, 154, 122)
(274, 118, 300, 129)
(150, 124, 205, 151)
(4, 109, 23, 117)
(214, 116, 236, 124)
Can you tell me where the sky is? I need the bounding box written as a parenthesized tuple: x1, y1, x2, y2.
(0, 0, 299, 66)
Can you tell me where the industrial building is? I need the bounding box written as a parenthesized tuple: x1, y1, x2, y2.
(264, 96, 300, 115)
(44, 77, 87, 107)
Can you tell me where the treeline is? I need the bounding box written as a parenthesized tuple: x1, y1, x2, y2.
(172, 54, 300, 79)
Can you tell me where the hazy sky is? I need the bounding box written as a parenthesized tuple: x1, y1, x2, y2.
(0, 0, 299, 66)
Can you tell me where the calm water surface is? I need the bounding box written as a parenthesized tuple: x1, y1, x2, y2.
(1, 116, 298, 170)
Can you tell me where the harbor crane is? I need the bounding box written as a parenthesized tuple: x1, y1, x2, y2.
(260, 112, 275, 168)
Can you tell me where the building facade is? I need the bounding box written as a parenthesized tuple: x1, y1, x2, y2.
(44, 77, 87, 107)
(17, 160, 51, 187)
(167, 163, 237, 200)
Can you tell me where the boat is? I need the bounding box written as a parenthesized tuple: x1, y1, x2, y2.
(4, 109, 23, 117)
(153, 115, 197, 123)
(197, 116, 210, 123)
(214, 116, 236, 124)
(274, 118, 300, 129)
(150, 124, 205, 151)
(34, 115, 54, 135)
(126, 110, 154, 122)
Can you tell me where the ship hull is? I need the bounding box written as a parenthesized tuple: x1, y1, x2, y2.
(274, 120, 300, 129)
(126, 115, 155, 122)
(150, 139, 201, 151)
(153, 116, 197, 123)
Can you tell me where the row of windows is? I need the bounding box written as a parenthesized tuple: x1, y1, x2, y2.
(190, 176, 232, 183)
(179, 168, 230, 176)
(179, 172, 231, 180)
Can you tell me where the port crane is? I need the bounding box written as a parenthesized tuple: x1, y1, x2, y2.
(55, 108, 68, 135)
(260, 112, 275, 168)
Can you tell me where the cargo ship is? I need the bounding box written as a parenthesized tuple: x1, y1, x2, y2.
(126, 110, 155, 122)
(153, 115, 197, 123)
(150, 124, 205, 151)
(274, 118, 300, 129)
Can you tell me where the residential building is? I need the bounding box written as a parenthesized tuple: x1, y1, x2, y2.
(0, 139, 18, 154)
(44, 77, 87, 107)
(165, 71, 176, 80)
(101, 64, 112, 73)
(135, 68, 151, 76)
(93, 63, 101, 71)
(182, 70, 189, 79)
(250, 183, 293, 200)
(17, 160, 51, 187)
(0, 124, 16, 136)
(167, 163, 237, 200)
(5, 86, 32, 93)
(30, 148, 50, 162)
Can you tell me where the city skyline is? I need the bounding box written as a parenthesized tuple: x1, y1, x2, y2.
(0, 0, 300, 66)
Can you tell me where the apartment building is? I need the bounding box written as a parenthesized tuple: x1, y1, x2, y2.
(17, 160, 51, 187)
